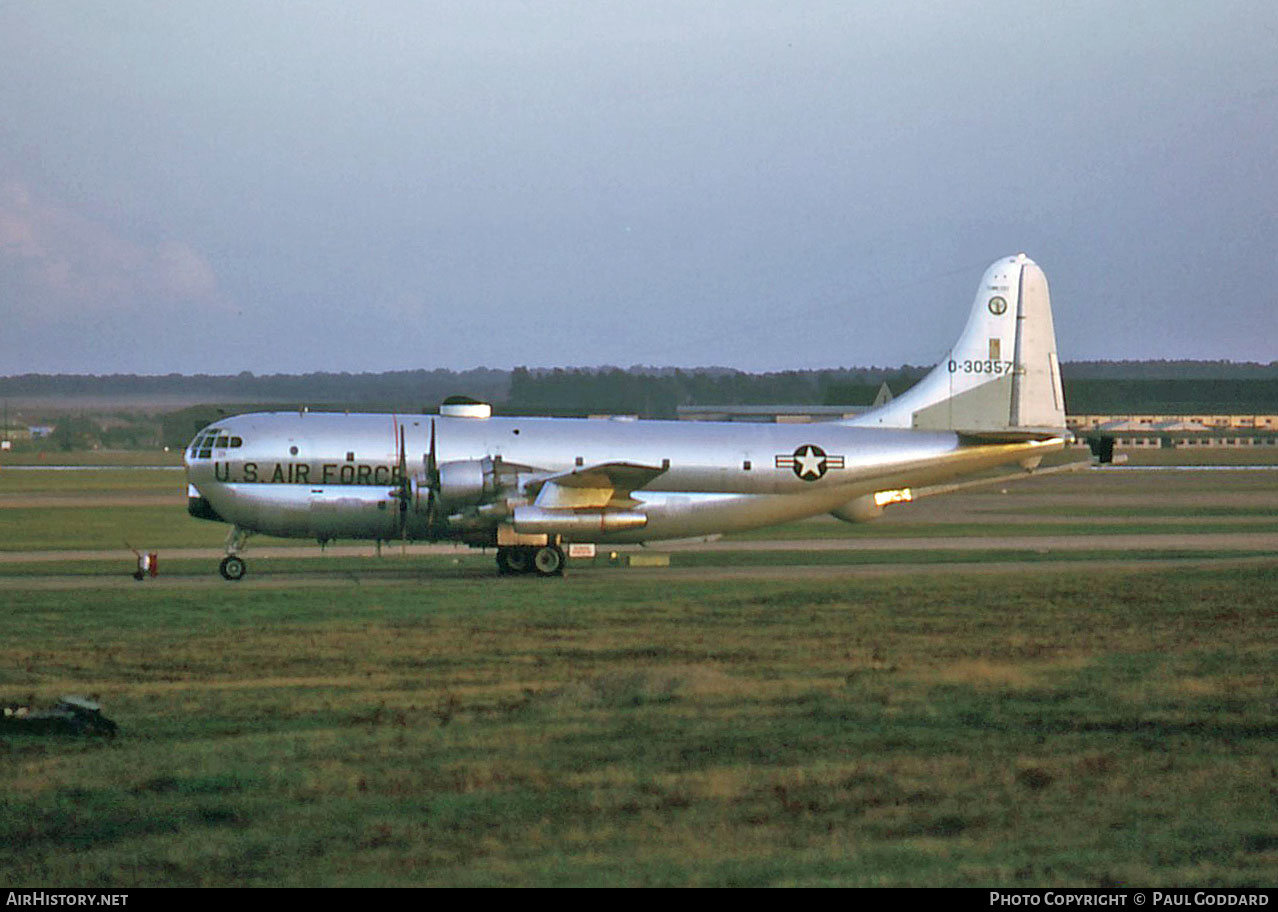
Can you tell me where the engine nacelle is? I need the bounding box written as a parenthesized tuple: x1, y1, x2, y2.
(415, 456, 518, 512)
(437, 458, 494, 509)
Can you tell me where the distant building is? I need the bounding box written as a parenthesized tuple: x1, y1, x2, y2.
(1069, 414, 1277, 431)
(677, 404, 869, 423)
(1067, 414, 1278, 449)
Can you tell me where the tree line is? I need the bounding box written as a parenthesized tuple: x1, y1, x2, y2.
(3, 362, 1274, 450)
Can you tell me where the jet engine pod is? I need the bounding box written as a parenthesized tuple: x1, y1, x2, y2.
(512, 506, 648, 535)
(830, 494, 882, 524)
(831, 488, 914, 524)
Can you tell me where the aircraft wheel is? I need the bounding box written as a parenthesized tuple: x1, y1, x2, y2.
(497, 547, 532, 575)
(533, 545, 565, 577)
(219, 556, 247, 581)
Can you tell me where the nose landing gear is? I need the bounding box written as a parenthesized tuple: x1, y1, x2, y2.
(219, 555, 247, 581)
(219, 526, 253, 581)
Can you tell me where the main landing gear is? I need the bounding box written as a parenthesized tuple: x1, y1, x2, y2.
(219, 526, 252, 581)
(496, 544, 565, 577)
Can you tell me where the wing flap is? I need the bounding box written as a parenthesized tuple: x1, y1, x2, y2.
(529, 462, 666, 510)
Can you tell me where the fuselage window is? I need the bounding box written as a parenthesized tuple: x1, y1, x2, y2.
(230, 437, 243, 448)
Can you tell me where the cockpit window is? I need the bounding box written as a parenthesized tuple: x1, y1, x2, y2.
(186, 429, 243, 459)
(188, 429, 226, 460)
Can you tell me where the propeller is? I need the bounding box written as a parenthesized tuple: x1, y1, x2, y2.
(388, 418, 443, 539)
(393, 423, 410, 544)
(423, 418, 440, 532)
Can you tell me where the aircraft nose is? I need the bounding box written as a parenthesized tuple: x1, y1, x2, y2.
(185, 421, 242, 466)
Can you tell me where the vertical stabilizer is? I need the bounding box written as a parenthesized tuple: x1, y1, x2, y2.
(845, 254, 1066, 434)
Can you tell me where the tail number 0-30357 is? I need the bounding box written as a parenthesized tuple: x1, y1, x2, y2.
(948, 359, 1015, 375)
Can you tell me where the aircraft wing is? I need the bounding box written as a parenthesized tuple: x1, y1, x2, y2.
(957, 429, 1074, 444)
(911, 458, 1089, 499)
(527, 462, 666, 510)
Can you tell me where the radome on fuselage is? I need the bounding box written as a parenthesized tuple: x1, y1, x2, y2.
(185, 254, 1069, 579)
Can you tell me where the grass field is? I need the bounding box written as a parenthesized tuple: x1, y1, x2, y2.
(2, 568, 1275, 887)
(0, 450, 184, 467)
(1, 457, 1276, 886)
(0, 468, 183, 494)
(0, 505, 237, 552)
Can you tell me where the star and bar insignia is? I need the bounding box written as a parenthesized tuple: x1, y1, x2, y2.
(775, 444, 845, 481)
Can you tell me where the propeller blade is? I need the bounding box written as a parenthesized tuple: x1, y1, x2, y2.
(398, 425, 408, 487)
(427, 419, 438, 482)
(426, 419, 439, 531)
(398, 425, 409, 542)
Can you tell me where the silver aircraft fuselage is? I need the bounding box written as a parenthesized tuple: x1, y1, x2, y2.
(185, 410, 1063, 544)
(185, 255, 1071, 580)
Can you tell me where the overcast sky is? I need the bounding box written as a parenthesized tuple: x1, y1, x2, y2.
(1, 1, 1275, 375)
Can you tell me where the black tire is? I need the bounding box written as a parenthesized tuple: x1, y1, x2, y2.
(533, 545, 565, 577)
(497, 547, 532, 575)
(219, 556, 247, 581)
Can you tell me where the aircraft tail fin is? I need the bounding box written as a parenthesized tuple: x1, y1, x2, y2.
(845, 254, 1066, 435)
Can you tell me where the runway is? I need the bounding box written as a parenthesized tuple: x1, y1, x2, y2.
(4, 526, 1277, 564)
(2, 532, 1273, 589)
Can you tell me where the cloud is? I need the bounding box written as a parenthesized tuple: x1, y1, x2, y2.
(0, 180, 220, 308)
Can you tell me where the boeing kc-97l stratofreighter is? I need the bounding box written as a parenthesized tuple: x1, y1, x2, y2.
(186, 254, 1069, 579)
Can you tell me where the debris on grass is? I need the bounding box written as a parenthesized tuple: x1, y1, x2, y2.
(2, 696, 118, 737)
